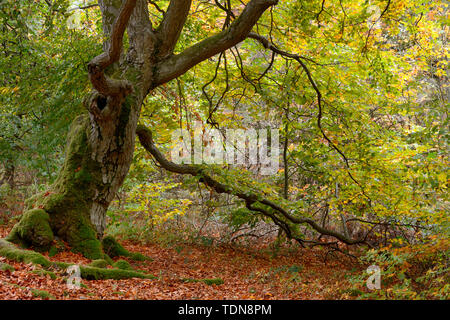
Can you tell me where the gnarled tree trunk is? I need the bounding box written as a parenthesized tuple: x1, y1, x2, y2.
(7, 0, 278, 258)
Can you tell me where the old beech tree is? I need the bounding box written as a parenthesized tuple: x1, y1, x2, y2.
(4, 0, 365, 259)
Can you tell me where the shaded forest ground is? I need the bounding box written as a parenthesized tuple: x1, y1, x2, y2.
(0, 212, 363, 300)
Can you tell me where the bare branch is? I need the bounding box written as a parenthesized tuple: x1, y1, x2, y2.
(247, 31, 374, 205)
(362, 0, 391, 52)
(148, 0, 166, 15)
(68, 4, 99, 12)
(153, 0, 278, 87)
(316, 0, 326, 27)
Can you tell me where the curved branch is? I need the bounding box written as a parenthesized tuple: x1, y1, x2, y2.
(136, 124, 365, 246)
(247, 32, 373, 203)
(153, 0, 278, 87)
(88, 0, 137, 96)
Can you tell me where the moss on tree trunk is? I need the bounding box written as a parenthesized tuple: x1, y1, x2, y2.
(7, 115, 108, 259)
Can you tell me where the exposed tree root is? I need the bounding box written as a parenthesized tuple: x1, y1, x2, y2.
(102, 236, 152, 261)
(0, 239, 52, 268)
(0, 238, 155, 281)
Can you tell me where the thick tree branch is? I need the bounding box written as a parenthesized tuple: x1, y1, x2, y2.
(153, 0, 278, 87)
(136, 124, 365, 246)
(156, 0, 192, 58)
(87, 0, 137, 96)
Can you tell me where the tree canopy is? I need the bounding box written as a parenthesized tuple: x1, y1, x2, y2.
(0, 0, 448, 300)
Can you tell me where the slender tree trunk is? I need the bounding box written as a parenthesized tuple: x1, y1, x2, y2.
(0, 160, 15, 189)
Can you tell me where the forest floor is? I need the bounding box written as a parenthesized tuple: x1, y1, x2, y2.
(0, 220, 364, 300)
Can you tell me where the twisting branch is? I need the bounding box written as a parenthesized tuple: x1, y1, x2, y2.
(247, 32, 373, 203)
(136, 125, 366, 246)
(202, 52, 223, 126)
(87, 0, 137, 97)
(148, 0, 165, 15)
(316, 0, 326, 27)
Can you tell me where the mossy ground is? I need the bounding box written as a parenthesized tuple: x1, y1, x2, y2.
(31, 288, 56, 300)
(31, 269, 57, 280)
(0, 262, 15, 272)
(7, 282, 56, 300)
(113, 259, 132, 270)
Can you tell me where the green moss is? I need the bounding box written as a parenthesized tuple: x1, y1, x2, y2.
(130, 252, 152, 261)
(113, 259, 132, 270)
(31, 269, 57, 280)
(0, 239, 51, 268)
(89, 259, 109, 268)
(48, 246, 58, 257)
(102, 236, 151, 261)
(42, 115, 104, 259)
(7, 281, 55, 300)
(74, 168, 92, 183)
(7, 115, 106, 259)
(202, 278, 224, 285)
(31, 288, 55, 300)
(6, 209, 54, 248)
(24, 192, 45, 211)
(0, 262, 15, 272)
(69, 222, 103, 260)
(102, 236, 129, 258)
(79, 265, 155, 280)
(102, 253, 114, 265)
(0, 239, 156, 281)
